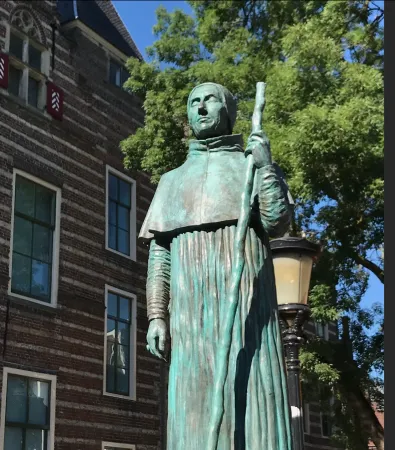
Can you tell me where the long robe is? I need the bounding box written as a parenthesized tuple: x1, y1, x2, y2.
(140, 134, 293, 450)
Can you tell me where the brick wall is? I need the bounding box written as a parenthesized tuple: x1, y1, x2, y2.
(0, 1, 163, 449)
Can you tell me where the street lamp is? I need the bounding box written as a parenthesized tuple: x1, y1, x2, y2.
(270, 237, 321, 450)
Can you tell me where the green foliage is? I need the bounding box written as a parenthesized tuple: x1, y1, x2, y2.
(120, 1, 383, 446)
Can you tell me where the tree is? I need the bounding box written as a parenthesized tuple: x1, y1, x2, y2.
(121, 1, 384, 448)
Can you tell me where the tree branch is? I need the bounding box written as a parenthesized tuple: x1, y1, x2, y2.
(353, 253, 384, 283)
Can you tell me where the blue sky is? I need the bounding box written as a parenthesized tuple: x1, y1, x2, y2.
(113, 1, 193, 60)
(113, 1, 384, 324)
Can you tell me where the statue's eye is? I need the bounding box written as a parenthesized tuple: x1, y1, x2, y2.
(205, 94, 216, 102)
(191, 98, 200, 106)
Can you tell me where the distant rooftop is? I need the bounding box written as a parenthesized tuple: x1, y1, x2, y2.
(57, 0, 142, 59)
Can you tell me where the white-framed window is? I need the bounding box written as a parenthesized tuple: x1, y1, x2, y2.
(103, 285, 137, 400)
(315, 321, 329, 340)
(0, 367, 57, 450)
(108, 58, 129, 89)
(105, 166, 136, 261)
(302, 401, 310, 435)
(4, 21, 50, 109)
(8, 170, 61, 307)
(102, 443, 135, 450)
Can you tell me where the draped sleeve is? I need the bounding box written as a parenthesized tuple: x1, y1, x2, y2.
(146, 239, 171, 321)
(256, 163, 293, 238)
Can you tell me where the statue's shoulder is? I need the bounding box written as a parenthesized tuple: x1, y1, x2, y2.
(157, 162, 189, 186)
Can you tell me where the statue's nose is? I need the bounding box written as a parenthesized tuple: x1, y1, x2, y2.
(198, 101, 207, 115)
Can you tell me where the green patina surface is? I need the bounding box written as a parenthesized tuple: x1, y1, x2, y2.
(141, 83, 293, 449)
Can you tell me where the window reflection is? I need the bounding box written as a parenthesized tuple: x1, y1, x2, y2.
(106, 293, 132, 395)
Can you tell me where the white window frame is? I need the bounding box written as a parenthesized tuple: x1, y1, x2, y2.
(105, 166, 137, 261)
(8, 169, 61, 308)
(2, 21, 50, 110)
(102, 443, 135, 450)
(103, 285, 137, 401)
(0, 367, 57, 450)
(108, 57, 129, 89)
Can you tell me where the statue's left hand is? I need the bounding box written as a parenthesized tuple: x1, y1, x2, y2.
(245, 131, 272, 168)
(146, 318, 169, 361)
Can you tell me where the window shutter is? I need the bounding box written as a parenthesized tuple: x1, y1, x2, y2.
(46, 81, 64, 120)
(0, 53, 9, 89)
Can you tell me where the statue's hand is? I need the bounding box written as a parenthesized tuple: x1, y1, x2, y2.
(146, 318, 168, 361)
(245, 131, 272, 168)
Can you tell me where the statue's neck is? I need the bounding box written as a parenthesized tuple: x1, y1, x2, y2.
(188, 134, 244, 155)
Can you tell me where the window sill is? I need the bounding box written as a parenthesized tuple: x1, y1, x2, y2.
(0, 89, 52, 121)
(103, 79, 133, 96)
(8, 292, 57, 313)
(103, 391, 136, 401)
(105, 246, 136, 262)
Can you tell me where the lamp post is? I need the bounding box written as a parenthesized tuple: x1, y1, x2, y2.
(270, 237, 321, 450)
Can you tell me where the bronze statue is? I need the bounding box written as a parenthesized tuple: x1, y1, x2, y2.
(140, 82, 293, 450)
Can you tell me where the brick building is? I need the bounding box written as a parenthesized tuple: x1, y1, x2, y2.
(0, 1, 166, 449)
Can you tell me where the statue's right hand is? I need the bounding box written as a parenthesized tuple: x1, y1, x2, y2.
(146, 318, 168, 361)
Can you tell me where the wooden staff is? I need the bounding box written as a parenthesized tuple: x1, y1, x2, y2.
(207, 82, 267, 450)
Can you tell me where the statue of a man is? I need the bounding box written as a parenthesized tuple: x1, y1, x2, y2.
(140, 83, 293, 450)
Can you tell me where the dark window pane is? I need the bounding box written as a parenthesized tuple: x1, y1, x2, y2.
(6, 376, 27, 422)
(32, 224, 52, 263)
(28, 45, 41, 71)
(106, 364, 115, 392)
(303, 402, 308, 433)
(116, 368, 129, 394)
(108, 225, 116, 250)
(107, 293, 117, 317)
(9, 33, 24, 60)
(15, 176, 35, 217)
(121, 67, 129, 87)
(117, 205, 129, 231)
(119, 179, 131, 206)
(109, 60, 121, 86)
(35, 185, 55, 225)
(8, 65, 22, 97)
(117, 229, 129, 255)
(28, 380, 49, 426)
(109, 174, 118, 200)
(13, 216, 32, 257)
(107, 319, 116, 342)
(118, 322, 130, 345)
(119, 297, 130, 321)
(109, 201, 117, 226)
(25, 429, 46, 449)
(11, 253, 31, 295)
(322, 414, 331, 436)
(31, 259, 50, 300)
(4, 427, 23, 450)
(28, 77, 39, 108)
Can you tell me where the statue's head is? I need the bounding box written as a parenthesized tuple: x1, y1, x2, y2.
(187, 83, 237, 140)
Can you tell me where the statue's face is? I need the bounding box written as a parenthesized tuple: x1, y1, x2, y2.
(188, 85, 230, 139)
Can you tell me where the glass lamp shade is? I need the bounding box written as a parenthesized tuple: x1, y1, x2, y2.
(272, 252, 313, 305)
(270, 237, 321, 306)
